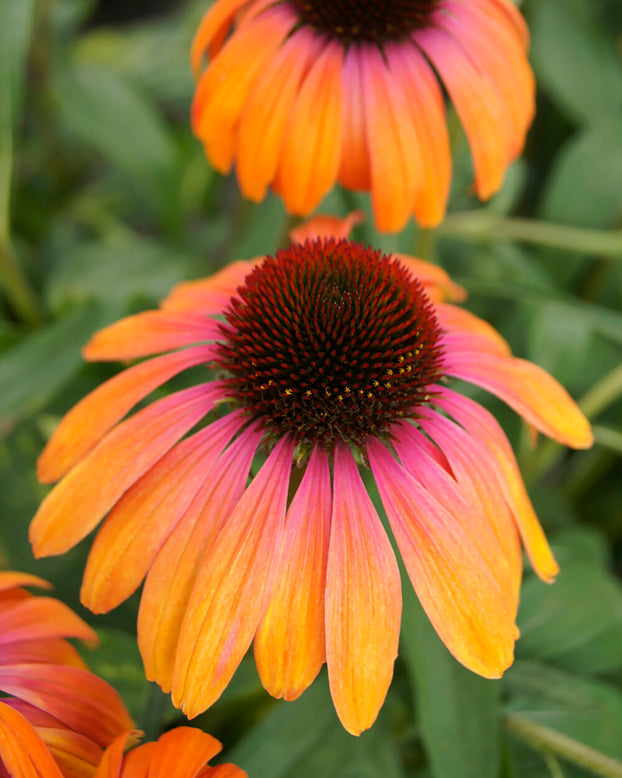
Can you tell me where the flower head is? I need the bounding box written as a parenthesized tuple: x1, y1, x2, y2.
(191, 0, 535, 231)
(0, 572, 134, 778)
(30, 231, 591, 736)
(95, 728, 246, 778)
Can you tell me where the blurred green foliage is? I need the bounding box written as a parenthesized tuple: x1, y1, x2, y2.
(0, 0, 621, 776)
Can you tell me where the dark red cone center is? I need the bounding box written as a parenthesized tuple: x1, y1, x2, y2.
(289, 0, 441, 44)
(215, 238, 444, 449)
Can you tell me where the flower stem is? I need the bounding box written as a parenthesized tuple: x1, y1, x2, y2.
(440, 212, 622, 259)
(0, 239, 44, 326)
(505, 714, 622, 778)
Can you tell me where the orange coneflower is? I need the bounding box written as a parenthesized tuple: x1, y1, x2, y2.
(95, 728, 246, 778)
(0, 572, 134, 778)
(191, 0, 535, 231)
(30, 228, 590, 736)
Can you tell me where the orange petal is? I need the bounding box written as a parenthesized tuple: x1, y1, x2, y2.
(386, 42, 451, 228)
(160, 260, 259, 312)
(417, 26, 508, 199)
(0, 597, 97, 648)
(0, 638, 85, 669)
(172, 435, 295, 718)
(436, 387, 559, 582)
(94, 731, 140, 778)
(444, 352, 593, 448)
(38, 727, 104, 778)
(0, 701, 64, 778)
(138, 425, 262, 691)
(0, 573, 51, 594)
(361, 44, 421, 232)
(38, 345, 216, 484)
(192, 7, 291, 173)
(394, 254, 466, 303)
(146, 728, 222, 778)
(254, 446, 331, 700)
(236, 29, 316, 202)
(338, 45, 371, 191)
(83, 312, 220, 361)
(81, 413, 243, 614)
(440, 5, 534, 159)
(325, 443, 401, 736)
(415, 415, 522, 608)
(436, 303, 511, 357)
(368, 439, 515, 678)
(190, 0, 251, 73)
(276, 39, 343, 214)
(289, 211, 365, 245)
(393, 421, 518, 623)
(30, 384, 223, 558)
(205, 766, 247, 778)
(0, 665, 134, 748)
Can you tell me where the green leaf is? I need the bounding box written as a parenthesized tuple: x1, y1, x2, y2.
(45, 235, 195, 312)
(0, 303, 108, 425)
(517, 549, 622, 674)
(528, 301, 592, 385)
(400, 584, 500, 778)
(55, 63, 177, 216)
(531, 0, 622, 126)
(228, 677, 341, 778)
(504, 661, 622, 763)
(540, 119, 622, 230)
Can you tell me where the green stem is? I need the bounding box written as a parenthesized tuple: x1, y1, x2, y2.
(505, 714, 622, 778)
(440, 213, 622, 258)
(579, 363, 622, 419)
(0, 240, 44, 325)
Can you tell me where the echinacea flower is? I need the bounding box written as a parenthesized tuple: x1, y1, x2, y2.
(95, 728, 246, 778)
(191, 0, 535, 231)
(0, 572, 134, 778)
(30, 231, 591, 736)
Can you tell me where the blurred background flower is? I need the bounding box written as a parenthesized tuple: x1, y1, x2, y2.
(0, 572, 133, 778)
(190, 0, 535, 232)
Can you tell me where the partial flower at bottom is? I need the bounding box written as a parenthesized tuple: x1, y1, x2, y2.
(94, 728, 246, 778)
(30, 236, 591, 736)
(191, 0, 535, 231)
(0, 572, 134, 778)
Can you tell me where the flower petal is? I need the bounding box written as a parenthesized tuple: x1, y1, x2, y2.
(0, 666, 133, 748)
(38, 345, 216, 484)
(395, 254, 466, 303)
(81, 413, 244, 614)
(276, 38, 343, 214)
(255, 445, 331, 700)
(0, 573, 50, 594)
(138, 425, 263, 691)
(171, 435, 295, 717)
(361, 45, 421, 232)
(368, 438, 516, 678)
(146, 728, 222, 778)
(192, 6, 291, 172)
(30, 383, 225, 558)
(436, 303, 511, 356)
(0, 597, 97, 649)
(325, 443, 401, 736)
(236, 29, 316, 201)
(83, 312, 220, 361)
(0, 701, 64, 778)
(386, 43, 451, 227)
(443, 351, 593, 447)
(93, 731, 139, 778)
(338, 45, 371, 190)
(417, 26, 508, 199)
(289, 211, 365, 245)
(160, 260, 259, 313)
(435, 387, 559, 582)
